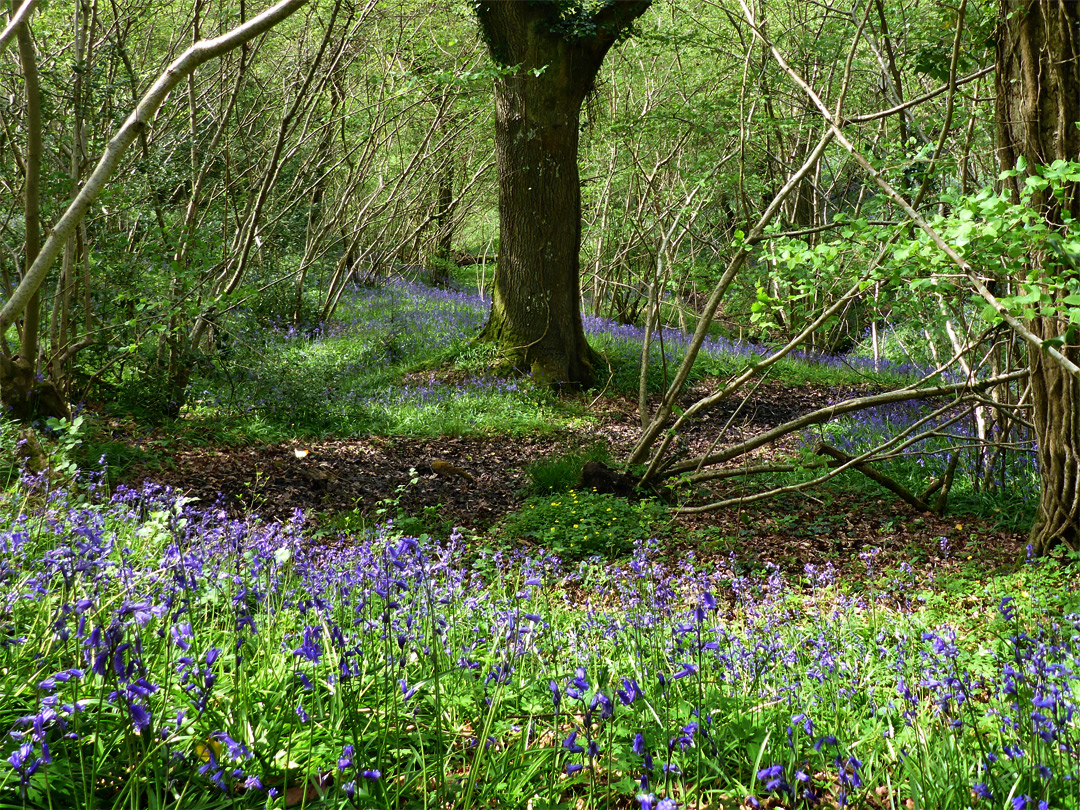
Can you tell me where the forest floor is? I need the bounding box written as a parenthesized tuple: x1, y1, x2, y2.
(141, 376, 1026, 581)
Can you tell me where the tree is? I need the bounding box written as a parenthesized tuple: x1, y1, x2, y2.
(995, 0, 1080, 551)
(473, 0, 651, 387)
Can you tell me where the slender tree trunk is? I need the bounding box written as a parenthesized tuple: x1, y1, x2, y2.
(0, 8, 69, 421)
(432, 156, 454, 281)
(474, 1, 650, 387)
(995, 0, 1080, 551)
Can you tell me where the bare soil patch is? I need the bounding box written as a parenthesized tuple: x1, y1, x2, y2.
(142, 380, 1026, 578)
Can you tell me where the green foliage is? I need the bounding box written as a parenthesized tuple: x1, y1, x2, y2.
(591, 332, 698, 396)
(75, 434, 167, 485)
(239, 279, 323, 333)
(370, 467, 458, 540)
(896, 161, 1080, 326)
(42, 415, 85, 480)
(109, 355, 188, 424)
(0, 414, 23, 487)
(503, 489, 664, 560)
(524, 444, 611, 495)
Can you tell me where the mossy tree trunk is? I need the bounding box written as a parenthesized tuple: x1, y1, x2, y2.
(995, 0, 1080, 551)
(473, 1, 651, 388)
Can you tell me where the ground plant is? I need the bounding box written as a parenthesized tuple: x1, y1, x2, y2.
(503, 488, 664, 560)
(0, 478, 1077, 809)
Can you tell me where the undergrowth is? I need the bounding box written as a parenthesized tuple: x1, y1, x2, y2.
(1, 478, 1077, 809)
(503, 488, 665, 560)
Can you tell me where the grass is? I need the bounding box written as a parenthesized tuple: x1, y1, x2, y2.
(164, 277, 928, 446)
(180, 282, 565, 443)
(0, 477, 1077, 809)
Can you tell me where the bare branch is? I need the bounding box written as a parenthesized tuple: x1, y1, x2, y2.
(0, 0, 309, 334)
(0, 0, 40, 58)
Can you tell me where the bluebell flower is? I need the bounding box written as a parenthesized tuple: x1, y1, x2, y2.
(399, 679, 419, 701)
(562, 730, 585, 754)
(671, 662, 698, 680)
(7, 743, 32, 770)
(339, 745, 354, 772)
(617, 678, 643, 705)
(216, 733, 248, 760)
(757, 763, 788, 793)
(999, 596, 1017, 621)
(293, 626, 323, 662)
(130, 703, 152, 733)
(972, 783, 992, 800)
(793, 712, 813, 737)
(813, 734, 838, 752)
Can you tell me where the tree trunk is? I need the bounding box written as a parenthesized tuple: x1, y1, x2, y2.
(995, 0, 1080, 551)
(1028, 320, 1080, 551)
(0, 10, 68, 422)
(474, 1, 650, 388)
(432, 157, 454, 283)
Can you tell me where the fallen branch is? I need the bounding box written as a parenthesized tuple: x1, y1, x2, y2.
(815, 442, 931, 512)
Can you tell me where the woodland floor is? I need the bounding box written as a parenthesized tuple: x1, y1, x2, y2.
(140, 378, 1027, 581)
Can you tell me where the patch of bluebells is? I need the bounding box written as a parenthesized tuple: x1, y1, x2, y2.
(581, 310, 931, 381)
(215, 279, 962, 436)
(804, 395, 1039, 504)
(1, 481, 1078, 807)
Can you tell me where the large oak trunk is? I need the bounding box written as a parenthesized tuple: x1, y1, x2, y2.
(995, 0, 1080, 551)
(474, 2, 650, 388)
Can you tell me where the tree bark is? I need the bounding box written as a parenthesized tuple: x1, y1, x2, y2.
(995, 0, 1080, 551)
(474, 1, 651, 387)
